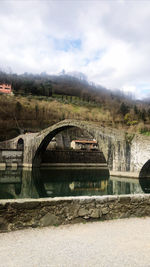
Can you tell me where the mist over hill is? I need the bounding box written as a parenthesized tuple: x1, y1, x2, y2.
(0, 70, 136, 101)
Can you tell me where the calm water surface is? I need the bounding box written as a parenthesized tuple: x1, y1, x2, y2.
(0, 167, 147, 199)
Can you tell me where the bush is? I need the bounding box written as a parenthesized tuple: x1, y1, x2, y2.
(139, 127, 150, 136)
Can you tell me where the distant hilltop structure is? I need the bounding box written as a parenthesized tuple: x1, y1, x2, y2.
(71, 139, 98, 150)
(0, 83, 13, 95)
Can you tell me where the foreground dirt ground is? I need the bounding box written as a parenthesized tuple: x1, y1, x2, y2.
(0, 217, 150, 267)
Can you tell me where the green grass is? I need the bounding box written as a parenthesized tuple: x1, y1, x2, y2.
(142, 131, 150, 136)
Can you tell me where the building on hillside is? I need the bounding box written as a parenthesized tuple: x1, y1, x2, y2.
(71, 139, 98, 150)
(0, 84, 13, 95)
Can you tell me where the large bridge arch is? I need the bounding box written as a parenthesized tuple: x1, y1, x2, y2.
(1, 119, 150, 174)
(23, 119, 129, 172)
(32, 120, 110, 167)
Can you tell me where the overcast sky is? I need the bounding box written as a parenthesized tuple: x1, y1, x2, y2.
(0, 0, 150, 99)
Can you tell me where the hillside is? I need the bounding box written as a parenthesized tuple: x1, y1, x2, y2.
(0, 71, 150, 141)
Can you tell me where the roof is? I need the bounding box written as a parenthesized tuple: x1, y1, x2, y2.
(72, 140, 97, 144)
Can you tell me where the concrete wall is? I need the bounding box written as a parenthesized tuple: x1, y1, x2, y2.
(0, 194, 150, 232)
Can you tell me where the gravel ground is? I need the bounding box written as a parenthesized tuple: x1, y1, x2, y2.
(0, 217, 150, 267)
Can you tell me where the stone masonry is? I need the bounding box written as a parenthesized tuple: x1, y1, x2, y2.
(0, 194, 150, 232)
(0, 120, 150, 174)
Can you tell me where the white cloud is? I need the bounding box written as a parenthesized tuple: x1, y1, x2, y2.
(0, 0, 150, 98)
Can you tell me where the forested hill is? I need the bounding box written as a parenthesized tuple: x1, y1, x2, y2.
(0, 71, 150, 141)
(0, 71, 133, 102)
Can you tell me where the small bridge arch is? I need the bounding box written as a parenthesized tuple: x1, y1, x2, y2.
(17, 138, 24, 151)
(139, 160, 150, 178)
(139, 160, 150, 193)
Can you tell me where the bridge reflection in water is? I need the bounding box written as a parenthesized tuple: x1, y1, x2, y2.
(0, 167, 147, 199)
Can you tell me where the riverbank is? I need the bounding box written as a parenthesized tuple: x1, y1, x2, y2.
(0, 164, 140, 179)
(110, 170, 139, 178)
(0, 217, 150, 267)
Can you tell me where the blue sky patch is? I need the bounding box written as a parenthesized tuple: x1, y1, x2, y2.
(52, 38, 81, 52)
(83, 50, 105, 66)
(137, 83, 150, 94)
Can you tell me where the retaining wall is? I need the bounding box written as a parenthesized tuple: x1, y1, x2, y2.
(0, 150, 23, 166)
(0, 194, 150, 232)
(42, 150, 106, 163)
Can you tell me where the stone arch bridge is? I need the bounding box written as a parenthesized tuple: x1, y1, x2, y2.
(0, 119, 150, 176)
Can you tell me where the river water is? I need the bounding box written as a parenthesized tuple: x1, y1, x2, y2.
(0, 167, 148, 199)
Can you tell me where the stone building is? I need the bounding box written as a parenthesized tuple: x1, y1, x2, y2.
(71, 140, 98, 150)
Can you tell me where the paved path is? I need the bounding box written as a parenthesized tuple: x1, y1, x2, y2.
(0, 217, 150, 267)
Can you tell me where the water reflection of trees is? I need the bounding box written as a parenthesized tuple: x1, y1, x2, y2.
(109, 177, 143, 195)
(0, 168, 39, 199)
(33, 168, 110, 197)
(0, 167, 146, 199)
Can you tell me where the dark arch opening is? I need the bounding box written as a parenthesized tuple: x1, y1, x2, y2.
(33, 125, 73, 166)
(32, 124, 108, 170)
(31, 122, 112, 198)
(17, 138, 24, 151)
(139, 160, 150, 193)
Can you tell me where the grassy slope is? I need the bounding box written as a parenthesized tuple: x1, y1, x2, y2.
(0, 94, 149, 141)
